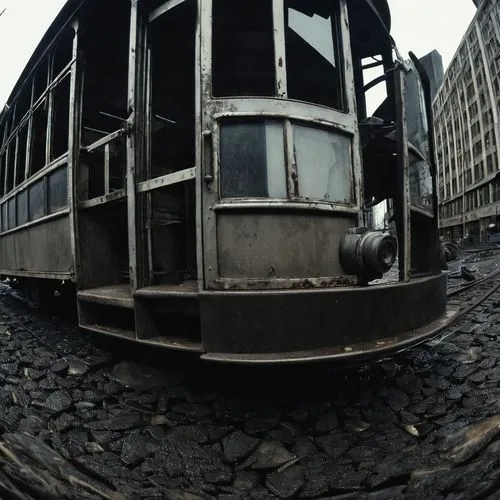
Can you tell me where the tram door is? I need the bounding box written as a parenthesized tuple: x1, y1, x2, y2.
(142, 0, 197, 287)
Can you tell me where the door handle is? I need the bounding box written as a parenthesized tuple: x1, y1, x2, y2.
(202, 130, 214, 186)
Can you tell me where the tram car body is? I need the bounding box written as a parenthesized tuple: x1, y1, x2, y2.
(0, 0, 454, 363)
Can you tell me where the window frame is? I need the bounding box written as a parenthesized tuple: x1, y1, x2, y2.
(202, 0, 361, 214)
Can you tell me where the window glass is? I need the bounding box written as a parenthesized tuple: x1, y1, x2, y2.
(293, 124, 352, 203)
(28, 179, 45, 221)
(285, 0, 344, 109)
(409, 154, 434, 212)
(213, 0, 275, 97)
(7, 198, 16, 229)
(220, 121, 286, 198)
(16, 191, 28, 227)
(48, 167, 68, 214)
(1, 203, 7, 232)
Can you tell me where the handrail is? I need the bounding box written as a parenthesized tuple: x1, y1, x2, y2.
(83, 128, 125, 153)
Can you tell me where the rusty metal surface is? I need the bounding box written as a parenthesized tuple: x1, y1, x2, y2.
(0, 216, 72, 275)
(199, 273, 448, 356)
(201, 306, 459, 364)
(216, 212, 355, 280)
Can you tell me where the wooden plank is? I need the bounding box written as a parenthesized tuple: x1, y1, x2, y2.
(78, 188, 126, 209)
(137, 167, 196, 193)
(84, 128, 125, 153)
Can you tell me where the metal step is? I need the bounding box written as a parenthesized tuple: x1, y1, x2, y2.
(77, 284, 133, 309)
(134, 282, 198, 300)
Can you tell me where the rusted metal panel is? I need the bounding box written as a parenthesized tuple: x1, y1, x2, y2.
(199, 273, 448, 356)
(213, 200, 360, 214)
(0, 215, 72, 274)
(212, 276, 358, 291)
(202, 306, 459, 364)
(216, 212, 354, 280)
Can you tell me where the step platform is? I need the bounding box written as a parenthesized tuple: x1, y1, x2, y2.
(77, 283, 202, 351)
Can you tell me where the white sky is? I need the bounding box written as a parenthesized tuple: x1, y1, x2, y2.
(0, 0, 478, 110)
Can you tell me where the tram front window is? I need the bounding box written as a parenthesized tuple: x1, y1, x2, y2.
(212, 0, 275, 97)
(220, 121, 286, 198)
(285, 0, 344, 109)
(293, 124, 352, 203)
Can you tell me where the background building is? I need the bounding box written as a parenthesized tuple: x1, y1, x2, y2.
(420, 50, 445, 101)
(434, 0, 500, 243)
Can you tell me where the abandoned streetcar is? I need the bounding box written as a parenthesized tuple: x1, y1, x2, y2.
(0, 0, 454, 363)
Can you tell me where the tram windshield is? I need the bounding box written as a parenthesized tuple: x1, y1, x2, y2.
(285, 0, 344, 109)
(212, 0, 344, 109)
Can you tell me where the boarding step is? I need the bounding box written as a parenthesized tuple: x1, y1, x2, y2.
(134, 282, 200, 344)
(77, 284, 133, 309)
(134, 282, 198, 300)
(77, 284, 136, 339)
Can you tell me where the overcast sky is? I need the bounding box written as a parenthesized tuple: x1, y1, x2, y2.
(0, 0, 478, 110)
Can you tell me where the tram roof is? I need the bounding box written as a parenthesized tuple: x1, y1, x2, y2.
(1, 0, 392, 124)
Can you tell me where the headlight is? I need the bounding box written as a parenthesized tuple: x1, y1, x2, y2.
(340, 228, 398, 283)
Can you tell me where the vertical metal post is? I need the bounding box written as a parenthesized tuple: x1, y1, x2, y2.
(273, 0, 287, 98)
(394, 64, 411, 282)
(127, 0, 146, 291)
(12, 134, 19, 189)
(25, 80, 35, 180)
(68, 21, 83, 283)
(104, 144, 110, 195)
(46, 56, 54, 166)
(145, 47, 154, 284)
(339, 0, 363, 226)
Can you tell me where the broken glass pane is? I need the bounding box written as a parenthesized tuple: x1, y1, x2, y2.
(285, 0, 344, 109)
(288, 8, 336, 67)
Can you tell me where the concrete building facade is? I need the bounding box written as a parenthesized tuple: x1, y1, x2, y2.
(434, 0, 500, 243)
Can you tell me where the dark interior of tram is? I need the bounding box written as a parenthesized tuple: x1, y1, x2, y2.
(74, 0, 198, 290)
(148, 0, 197, 285)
